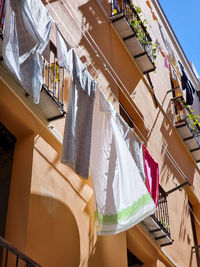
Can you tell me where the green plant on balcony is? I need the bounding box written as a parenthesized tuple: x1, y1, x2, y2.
(182, 100, 200, 130)
(129, 2, 157, 63)
(160, 216, 169, 231)
(186, 110, 200, 130)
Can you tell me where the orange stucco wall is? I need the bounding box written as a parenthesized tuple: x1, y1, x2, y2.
(1, 0, 200, 266)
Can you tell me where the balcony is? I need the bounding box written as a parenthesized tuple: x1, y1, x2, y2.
(0, 0, 66, 122)
(0, 235, 41, 266)
(39, 41, 66, 122)
(142, 186, 173, 247)
(171, 96, 200, 164)
(110, 0, 156, 74)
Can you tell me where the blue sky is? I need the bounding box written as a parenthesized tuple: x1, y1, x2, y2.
(158, 0, 200, 76)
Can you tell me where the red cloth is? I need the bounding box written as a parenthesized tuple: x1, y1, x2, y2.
(142, 145, 159, 207)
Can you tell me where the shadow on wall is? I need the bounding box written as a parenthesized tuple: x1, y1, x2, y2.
(27, 194, 80, 267)
(178, 195, 190, 243)
(88, 236, 107, 267)
(34, 145, 89, 204)
(78, 0, 142, 97)
(74, 0, 151, 141)
(160, 101, 196, 186)
(78, 0, 116, 80)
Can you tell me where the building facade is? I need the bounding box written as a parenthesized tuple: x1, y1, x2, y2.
(0, 0, 200, 266)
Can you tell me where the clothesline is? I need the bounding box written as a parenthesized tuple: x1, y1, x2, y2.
(50, 0, 200, 235)
(4, 0, 188, 195)
(55, 27, 159, 234)
(57, 0, 189, 183)
(187, 200, 200, 228)
(46, 0, 189, 185)
(3, 0, 199, 237)
(2, 0, 158, 237)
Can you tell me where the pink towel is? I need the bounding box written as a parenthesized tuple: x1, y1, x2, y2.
(142, 145, 159, 207)
(164, 55, 170, 70)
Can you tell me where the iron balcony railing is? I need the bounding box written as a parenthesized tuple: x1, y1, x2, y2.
(0, 0, 66, 121)
(142, 186, 172, 246)
(151, 186, 171, 238)
(111, 0, 156, 64)
(172, 96, 200, 141)
(0, 235, 41, 267)
(171, 96, 200, 164)
(42, 41, 65, 117)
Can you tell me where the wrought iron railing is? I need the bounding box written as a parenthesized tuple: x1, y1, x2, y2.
(0, 0, 65, 117)
(0, 235, 41, 267)
(42, 41, 65, 111)
(111, 0, 156, 63)
(151, 186, 171, 237)
(171, 96, 200, 146)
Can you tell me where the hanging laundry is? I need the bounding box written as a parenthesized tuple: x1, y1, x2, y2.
(146, 1, 158, 21)
(169, 64, 181, 91)
(178, 61, 195, 105)
(60, 47, 95, 179)
(152, 12, 158, 21)
(164, 54, 169, 70)
(112, 0, 121, 15)
(142, 145, 159, 207)
(3, 0, 52, 103)
(90, 88, 156, 235)
(160, 50, 165, 58)
(56, 27, 95, 179)
(146, 0, 152, 10)
(155, 39, 165, 58)
(56, 26, 73, 74)
(115, 113, 146, 183)
(170, 64, 177, 81)
(158, 23, 177, 67)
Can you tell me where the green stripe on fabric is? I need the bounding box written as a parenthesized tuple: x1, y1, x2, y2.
(94, 210, 98, 221)
(99, 208, 154, 234)
(97, 193, 153, 225)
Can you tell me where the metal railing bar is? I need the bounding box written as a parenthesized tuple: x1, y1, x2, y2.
(5, 248, 8, 267)
(62, 68, 65, 107)
(58, 67, 60, 104)
(16, 255, 19, 267)
(42, 59, 45, 86)
(152, 186, 171, 237)
(53, 55, 56, 98)
(48, 62, 51, 92)
(0, 236, 41, 267)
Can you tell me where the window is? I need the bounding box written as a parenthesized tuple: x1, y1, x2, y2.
(127, 249, 143, 267)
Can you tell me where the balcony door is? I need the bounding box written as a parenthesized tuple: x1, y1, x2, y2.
(189, 202, 200, 266)
(0, 122, 16, 260)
